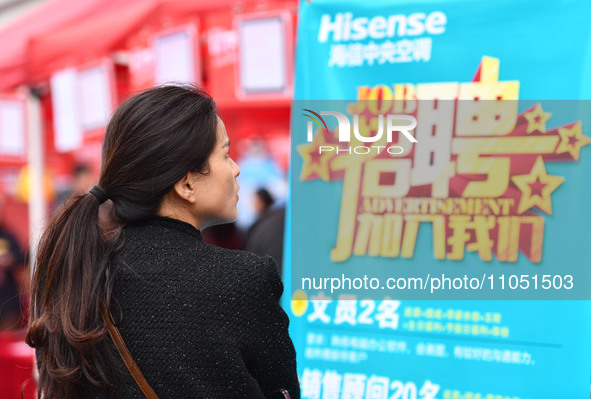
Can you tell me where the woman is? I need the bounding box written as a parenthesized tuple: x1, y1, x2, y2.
(26, 85, 300, 399)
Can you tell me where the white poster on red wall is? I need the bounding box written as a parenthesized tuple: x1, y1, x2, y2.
(50, 60, 115, 152)
(153, 24, 200, 86)
(79, 62, 114, 131)
(0, 95, 26, 161)
(235, 11, 293, 99)
(51, 68, 81, 153)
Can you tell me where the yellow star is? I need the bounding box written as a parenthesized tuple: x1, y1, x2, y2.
(511, 156, 564, 215)
(555, 121, 591, 161)
(297, 128, 336, 181)
(523, 103, 552, 134)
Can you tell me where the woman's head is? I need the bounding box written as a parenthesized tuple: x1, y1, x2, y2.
(98, 84, 220, 225)
(159, 116, 240, 229)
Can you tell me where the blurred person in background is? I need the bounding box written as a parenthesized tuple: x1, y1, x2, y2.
(0, 194, 26, 330)
(54, 164, 94, 210)
(245, 188, 286, 277)
(26, 85, 299, 399)
(252, 188, 275, 218)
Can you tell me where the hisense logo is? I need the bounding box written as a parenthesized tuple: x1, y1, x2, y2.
(318, 11, 447, 43)
(303, 109, 418, 155)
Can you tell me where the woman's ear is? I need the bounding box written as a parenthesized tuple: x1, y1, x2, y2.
(173, 172, 199, 204)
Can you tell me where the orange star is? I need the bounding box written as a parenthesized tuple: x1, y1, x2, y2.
(523, 103, 552, 134)
(511, 156, 564, 215)
(297, 128, 336, 181)
(555, 122, 591, 161)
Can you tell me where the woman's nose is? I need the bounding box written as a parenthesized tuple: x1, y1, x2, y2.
(233, 160, 240, 177)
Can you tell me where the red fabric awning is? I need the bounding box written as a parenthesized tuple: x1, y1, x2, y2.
(0, 0, 127, 90)
(28, 0, 158, 83)
(27, 0, 238, 84)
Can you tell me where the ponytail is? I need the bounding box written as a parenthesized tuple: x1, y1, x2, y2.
(26, 193, 122, 398)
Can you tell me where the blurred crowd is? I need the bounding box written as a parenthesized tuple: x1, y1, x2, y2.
(0, 164, 286, 332)
(0, 195, 27, 330)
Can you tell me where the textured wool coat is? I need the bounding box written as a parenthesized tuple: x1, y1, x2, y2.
(82, 216, 300, 398)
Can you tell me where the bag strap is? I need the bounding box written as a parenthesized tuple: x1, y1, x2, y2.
(100, 303, 289, 399)
(270, 388, 291, 399)
(100, 303, 159, 399)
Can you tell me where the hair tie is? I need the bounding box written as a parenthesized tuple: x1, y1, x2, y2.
(89, 185, 108, 205)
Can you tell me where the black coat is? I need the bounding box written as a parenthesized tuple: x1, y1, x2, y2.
(82, 216, 299, 398)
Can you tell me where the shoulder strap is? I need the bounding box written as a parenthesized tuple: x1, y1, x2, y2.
(269, 388, 291, 399)
(100, 303, 159, 399)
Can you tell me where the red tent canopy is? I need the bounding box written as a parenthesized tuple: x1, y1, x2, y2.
(27, 0, 238, 84)
(0, 0, 135, 90)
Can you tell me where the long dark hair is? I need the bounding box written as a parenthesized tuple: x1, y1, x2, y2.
(26, 85, 218, 398)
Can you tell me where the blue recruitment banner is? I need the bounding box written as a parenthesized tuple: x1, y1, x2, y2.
(286, 0, 591, 398)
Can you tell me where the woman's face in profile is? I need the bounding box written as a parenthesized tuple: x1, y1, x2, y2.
(190, 117, 241, 229)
